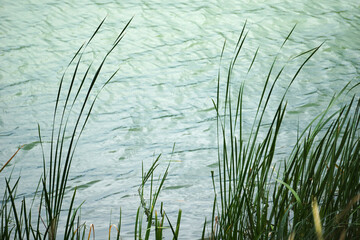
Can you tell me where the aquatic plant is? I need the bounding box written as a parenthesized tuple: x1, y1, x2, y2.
(0, 16, 182, 240)
(209, 22, 360, 239)
(1, 18, 359, 240)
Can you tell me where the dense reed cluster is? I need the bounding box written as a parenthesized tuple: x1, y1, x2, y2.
(1, 18, 359, 239)
(209, 23, 359, 239)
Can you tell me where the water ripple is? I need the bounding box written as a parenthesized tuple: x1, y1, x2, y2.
(1, 0, 359, 238)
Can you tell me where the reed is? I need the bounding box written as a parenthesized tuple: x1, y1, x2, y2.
(1, 17, 133, 240)
(1, 18, 359, 240)
(209, 22, 360, 239)
(136, 155, 182, 240)
(0, 17, 181, 240)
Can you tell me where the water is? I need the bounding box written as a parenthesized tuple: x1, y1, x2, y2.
(0, 0, 359, 238)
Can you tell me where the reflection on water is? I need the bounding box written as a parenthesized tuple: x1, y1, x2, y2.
(0, 0, 359, 238)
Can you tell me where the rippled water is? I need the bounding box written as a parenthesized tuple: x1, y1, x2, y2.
(1, 0, 359, 238)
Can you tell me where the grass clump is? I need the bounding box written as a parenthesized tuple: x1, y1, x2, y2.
(209, 23, 360, 239)
(1, 16, 132, 239)
(1, 18, 359, 239)
(0, 17, 182, 240)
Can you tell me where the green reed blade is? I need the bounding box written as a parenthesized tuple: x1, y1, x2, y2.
(5, 179, 22, 239)
(281, 23, 297, 49)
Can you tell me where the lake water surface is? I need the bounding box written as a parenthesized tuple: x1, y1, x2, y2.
(1, 0, 359, 238)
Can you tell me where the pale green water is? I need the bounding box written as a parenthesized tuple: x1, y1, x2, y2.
(0, 0, 359, 238)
